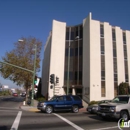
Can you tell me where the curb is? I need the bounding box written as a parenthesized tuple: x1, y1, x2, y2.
(29, 108, 40, 112)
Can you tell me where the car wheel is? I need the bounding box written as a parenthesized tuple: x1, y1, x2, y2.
(45, 105, 53, 114)
(120, 111, 129, 121)
(72, 105, 79, 113)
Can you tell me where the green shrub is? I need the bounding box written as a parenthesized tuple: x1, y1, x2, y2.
(0, 90, 11, 96)
(89, 100, 99, 106)
(36, 97, 46, 102)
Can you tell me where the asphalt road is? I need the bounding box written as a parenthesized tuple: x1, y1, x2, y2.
(0, 96, 128, 130)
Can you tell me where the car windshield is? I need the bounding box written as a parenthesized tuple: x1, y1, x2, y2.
(98, 100, 110, 104)
(111, 96, 129, 103)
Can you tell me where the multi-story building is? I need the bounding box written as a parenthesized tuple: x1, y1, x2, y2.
(41, 12, 130, 103)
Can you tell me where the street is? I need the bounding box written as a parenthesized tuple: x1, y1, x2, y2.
(0, 96, 127, 130)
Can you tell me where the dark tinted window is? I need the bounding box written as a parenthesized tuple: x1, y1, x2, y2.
(57, 96, 64, 101)
(66, 96, 72, 101)
(66, 32, 69, 40)
(72, 96, 81, 101)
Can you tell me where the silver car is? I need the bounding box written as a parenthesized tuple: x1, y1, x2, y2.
(87, 100, 111, 114)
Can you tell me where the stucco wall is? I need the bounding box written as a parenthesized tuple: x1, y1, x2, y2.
(115, 27, 125, 84)
(82, 13, 91, 103)
(89, 19, 101, 101)
(48, 20, 66, 98)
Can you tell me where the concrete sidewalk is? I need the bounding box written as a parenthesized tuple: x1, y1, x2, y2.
(20, 100, 87, 113)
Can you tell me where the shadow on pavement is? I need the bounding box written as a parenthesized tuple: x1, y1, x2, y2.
(87, 114, 117, 122)
(0, 126, 8, 130)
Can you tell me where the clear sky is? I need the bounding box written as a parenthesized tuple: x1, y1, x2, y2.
(0, 0, 130, 88)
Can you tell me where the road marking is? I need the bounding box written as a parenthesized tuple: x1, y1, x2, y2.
(10, 111, 22, 130)
(53, 113, 84, 130)
(90, 126, 118, 130)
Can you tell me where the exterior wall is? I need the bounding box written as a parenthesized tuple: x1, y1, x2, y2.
(104, 22, 114, 99)
(82, 13, 91, 103)
(48, 20, 66, 98)
(41, 32, 52, 96)
(115, 27, 125, 84)
(89, 19, 101, 101)
(126, 31, 130, 85)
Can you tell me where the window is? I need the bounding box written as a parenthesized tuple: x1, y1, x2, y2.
(73, 96, 81, 101)
(113, 42, 116, 49)
(112, 28, 116, 41)
(66, 32, 69, 40)
(101, 71, 105, 80)
(114, 74, 118, 81)
(79, 71, 82, 80)
(79, 29, 83, 38)
(76, 27, 78, 37)
(66, 96, 72, 101)
(113, 49, 117, 57)
(65, 48, 68, 56)
(79, 47, 82, 55)
(75, 71, 78, 80)
(101, 81, 105, 97)
(123, 32, 126, 44)
(70, 48, 74, 56)
(71, 31, 74, 40)
(101, 63, 105, 70)
(100, 24, 104, 37)
(101, 46, 104, 54)
(57, 96, 64, 101)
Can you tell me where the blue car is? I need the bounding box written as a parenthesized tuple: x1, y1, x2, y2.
(37, 95, 83, 114)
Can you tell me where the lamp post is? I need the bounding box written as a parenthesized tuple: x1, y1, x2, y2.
(31, 44, 37, 106)
(18, 39, 37, 106)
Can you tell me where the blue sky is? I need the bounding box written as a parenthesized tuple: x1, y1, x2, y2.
(0, 0, 130, 88)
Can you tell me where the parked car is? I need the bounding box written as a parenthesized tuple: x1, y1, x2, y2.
(12, 93, 18, 97)
(21, 92, 26, 97)
(97, 95, 130, 121)
(37, 95, 83, 114)
(87, 100, 111, 114)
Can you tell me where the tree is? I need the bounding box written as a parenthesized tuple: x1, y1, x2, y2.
(0, 37, 42, 100)
(118, 82, 130, 95)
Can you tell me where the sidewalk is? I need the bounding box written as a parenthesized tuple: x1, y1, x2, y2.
(20, 100, 40, 112)
(20, 100, 87, 113)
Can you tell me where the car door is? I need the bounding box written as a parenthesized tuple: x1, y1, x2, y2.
(54, 96, 66, 111)
(64, 96, 73, 110)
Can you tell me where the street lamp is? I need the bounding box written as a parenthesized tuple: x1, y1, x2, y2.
(31, 44, 37, 106)
(18, 39, 37, 106)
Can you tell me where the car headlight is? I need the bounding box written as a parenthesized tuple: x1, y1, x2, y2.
(40, 103, 44, 106)
(109, 106, 116, 112)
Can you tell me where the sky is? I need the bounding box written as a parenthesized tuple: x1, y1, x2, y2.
(0, 0, 130, 88)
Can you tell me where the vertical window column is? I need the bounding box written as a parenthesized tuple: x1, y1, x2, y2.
(112, 28, 118, 96)
(123, 32, 129, 83)
(100, 23, 106, 97)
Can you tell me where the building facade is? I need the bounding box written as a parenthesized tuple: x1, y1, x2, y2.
(41, 13, 130, 103)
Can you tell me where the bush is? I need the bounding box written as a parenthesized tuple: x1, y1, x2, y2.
(36, 97, 46, 102)
(0, 90, 11, 96)
(89, 100, 99, 106)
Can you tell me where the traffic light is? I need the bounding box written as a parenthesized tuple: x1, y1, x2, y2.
(50, 74, 55, 84)
(34, 76, 37, 85)
(56, 77, 59, 83)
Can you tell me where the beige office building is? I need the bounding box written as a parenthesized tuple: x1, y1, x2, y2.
(41, 13, 130, 103)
